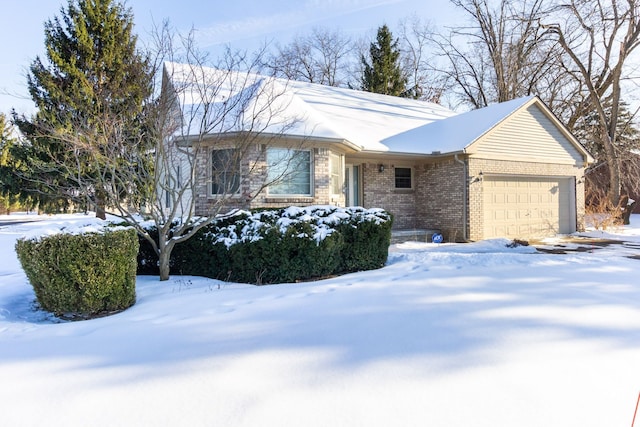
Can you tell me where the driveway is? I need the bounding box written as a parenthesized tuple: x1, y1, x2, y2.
(532, 235, 640, 259)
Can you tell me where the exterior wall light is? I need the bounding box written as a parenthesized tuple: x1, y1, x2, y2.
(378, 164, 385, 173)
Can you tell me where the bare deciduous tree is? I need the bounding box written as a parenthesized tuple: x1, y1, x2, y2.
(436, 0, 561, 109)
(265, 27, 354, 87)
(397, 15, 446, 101)
(541, 0, 640, 205)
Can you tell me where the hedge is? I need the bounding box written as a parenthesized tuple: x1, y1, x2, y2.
(15, 228, 138, 318)
(334, 208, 393, 272)
(137, 206, 393, 284)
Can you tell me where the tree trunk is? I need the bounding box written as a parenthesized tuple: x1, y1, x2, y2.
(601, 128, 622, 207)
(622, 197, 636, 226)
(157, 235, 173, 281)
(96, 204, 106, 220)
(158, 249, 171, 281)
(607, 157, 622, 207)
(95, 189, 107, 220)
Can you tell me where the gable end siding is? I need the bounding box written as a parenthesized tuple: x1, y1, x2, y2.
(468, 104, 584, 165)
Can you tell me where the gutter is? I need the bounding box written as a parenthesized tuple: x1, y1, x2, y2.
(360, 149, 466, 159)
(454, 153, 468, 241)
(176, 131, 363, 153)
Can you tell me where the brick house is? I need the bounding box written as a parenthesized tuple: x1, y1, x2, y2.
(164, 62, 593, 241)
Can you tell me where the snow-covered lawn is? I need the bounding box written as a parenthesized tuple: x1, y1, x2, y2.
(1, 213, 640, 426)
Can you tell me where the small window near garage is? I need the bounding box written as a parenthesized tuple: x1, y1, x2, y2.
(395, 167, 412, 189)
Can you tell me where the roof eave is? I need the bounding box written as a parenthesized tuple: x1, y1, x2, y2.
(174, 131, 362, 153)
(359, 148, 467, 158)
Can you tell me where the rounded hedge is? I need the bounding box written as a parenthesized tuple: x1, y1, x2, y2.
(15, 228, 138, 318)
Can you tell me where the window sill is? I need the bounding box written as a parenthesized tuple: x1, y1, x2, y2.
(207, 193, 242, 199)
(264, 197, 314, 204)
(393, 188, 414, 194)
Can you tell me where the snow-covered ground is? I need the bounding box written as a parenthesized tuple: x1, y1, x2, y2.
(1, 213, 640, 426)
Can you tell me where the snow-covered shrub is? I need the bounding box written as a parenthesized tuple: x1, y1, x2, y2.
(203, 206, 392, 283)
(15, 228, 138, 318)
(136, 206, 393, 284)
(334, 207, 393, 272)
(177, 208, 346, 284)
(240, 214, 344, 283)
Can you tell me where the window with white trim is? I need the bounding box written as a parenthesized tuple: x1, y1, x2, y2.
(267, 148, 312, 196)
(395, 167, 412, 189)
(330, 152, 343, 195)
(211, 149, 240, 195)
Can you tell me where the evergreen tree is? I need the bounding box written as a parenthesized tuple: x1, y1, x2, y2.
(0, 114, 37, 213)
(574, 102, 640, 162)
(573, 101, 640, 208)
(361, 25, 408, 97)
(14, 0, 151, 218)
(0, 114, 22, 213)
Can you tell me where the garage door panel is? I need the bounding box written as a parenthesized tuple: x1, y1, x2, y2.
(483, 176, 574, 239)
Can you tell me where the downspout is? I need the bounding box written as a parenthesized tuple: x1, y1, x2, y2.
(454, 153, 468, 241)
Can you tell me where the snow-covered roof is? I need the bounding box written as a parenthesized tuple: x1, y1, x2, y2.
(383, 96, 537, 154)
(164, 62, 571, 156)
(281, 80, 456, 152)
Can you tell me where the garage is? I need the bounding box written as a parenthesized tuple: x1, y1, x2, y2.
(483, 175, 576, 239)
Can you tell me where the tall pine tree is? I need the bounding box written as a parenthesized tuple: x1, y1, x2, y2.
(14, 0, 151, 218)
(0, 114, 26, 213)
(361, 25, 407, 97)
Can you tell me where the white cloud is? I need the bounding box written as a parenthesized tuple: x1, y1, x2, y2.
(194, 0, 404, 48)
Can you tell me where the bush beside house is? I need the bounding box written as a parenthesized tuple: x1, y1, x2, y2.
(13, 205, 390, 320)
(138, 206, 393, 284)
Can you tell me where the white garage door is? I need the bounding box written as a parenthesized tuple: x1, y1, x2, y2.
(483, 176, 575, 239)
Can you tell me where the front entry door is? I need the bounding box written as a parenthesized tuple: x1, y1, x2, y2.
(345, 164, 360, 207)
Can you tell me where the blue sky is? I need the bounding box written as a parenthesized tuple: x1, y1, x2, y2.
(0, 0, 461, 116)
